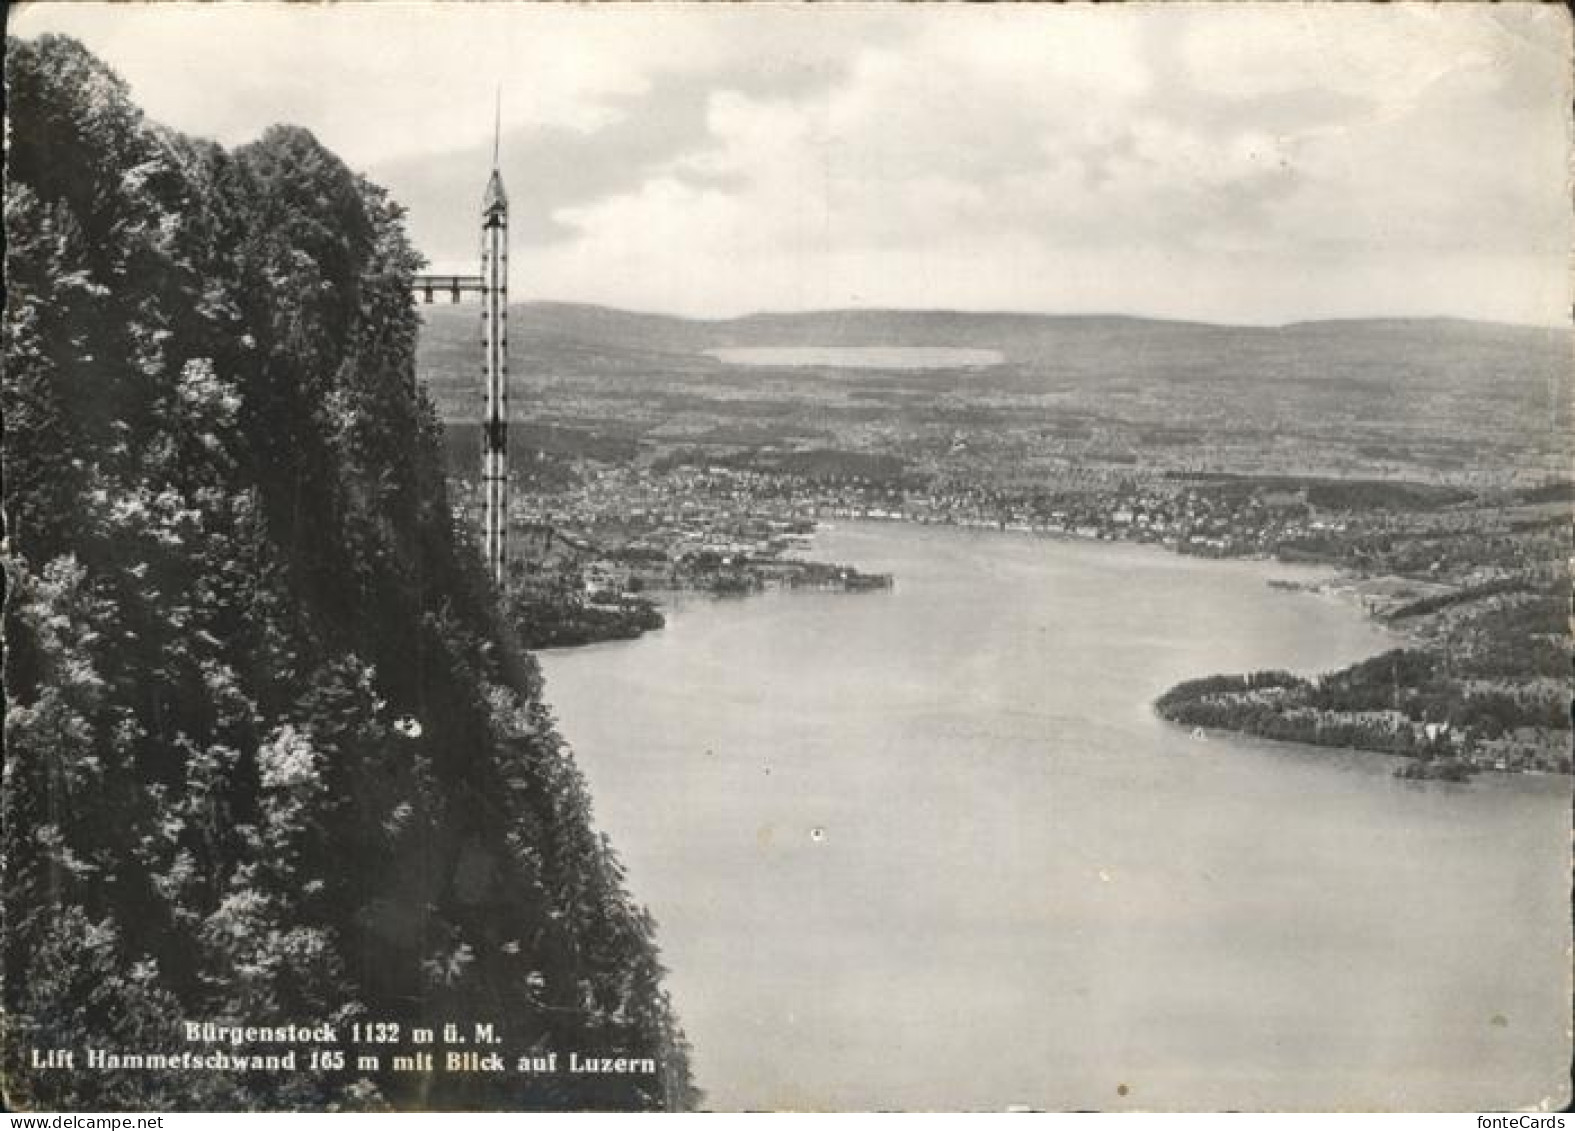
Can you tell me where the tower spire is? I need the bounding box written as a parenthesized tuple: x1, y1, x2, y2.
(482, 87, 508, 215)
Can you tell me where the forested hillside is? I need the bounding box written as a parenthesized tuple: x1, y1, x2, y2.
(3, 35, 693, 1111)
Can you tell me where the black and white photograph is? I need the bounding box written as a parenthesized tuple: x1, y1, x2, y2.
(2, 0, 1571, 1114)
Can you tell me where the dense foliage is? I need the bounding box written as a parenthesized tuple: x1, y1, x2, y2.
(3, 35, 693, 1111)
(504, 586, 665, 651)
(1155, 583, 1572, 779)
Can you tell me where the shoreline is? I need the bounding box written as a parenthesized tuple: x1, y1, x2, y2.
(533, 514, 1568, 783)
(1174, 718, 1573, 786)
(814, 517, 1566, 784)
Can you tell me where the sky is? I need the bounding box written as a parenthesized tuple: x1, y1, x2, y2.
(9, 1, 1573, 325)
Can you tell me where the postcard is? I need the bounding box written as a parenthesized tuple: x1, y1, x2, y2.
(4, 1, 1571, 1113)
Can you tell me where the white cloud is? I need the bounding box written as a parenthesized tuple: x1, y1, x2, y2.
(11, 1, 1571, 324)
(1180, 4, 1496, 102)
(9, 1, 667, 162)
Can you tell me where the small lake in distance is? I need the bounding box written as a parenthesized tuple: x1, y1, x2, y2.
(540, 522, 1571, 1111)
(705, 346, 1005, 369)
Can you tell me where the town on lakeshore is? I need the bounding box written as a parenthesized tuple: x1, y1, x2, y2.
(417, 305, 1571, 781)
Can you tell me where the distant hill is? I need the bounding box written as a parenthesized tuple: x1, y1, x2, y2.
(428, 299, 1567, 353)
(416, 300, 1570, 481)
(419, 299, 1570, 387)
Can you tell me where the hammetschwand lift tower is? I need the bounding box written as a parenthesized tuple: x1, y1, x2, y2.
(413, 102, 510, 586)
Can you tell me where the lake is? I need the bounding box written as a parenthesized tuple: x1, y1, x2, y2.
(706, 346, 1004, 369)
(539, 522, 1571, 1111)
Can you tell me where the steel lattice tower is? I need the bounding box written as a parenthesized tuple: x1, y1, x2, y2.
(411, 101, 512, 588)
(480, 147, 509, 585)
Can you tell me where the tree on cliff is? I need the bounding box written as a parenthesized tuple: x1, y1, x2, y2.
(2, 34, 695, 1111)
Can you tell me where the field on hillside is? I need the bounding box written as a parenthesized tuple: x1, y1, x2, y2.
(416, 302, 1572, 487)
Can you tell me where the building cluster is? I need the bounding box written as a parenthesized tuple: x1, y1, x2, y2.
(504, 461, 1364, 564)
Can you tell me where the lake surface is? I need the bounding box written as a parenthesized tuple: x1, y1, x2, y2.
(540, 523, 1571, 1111)
(706, 346, 1004, 369)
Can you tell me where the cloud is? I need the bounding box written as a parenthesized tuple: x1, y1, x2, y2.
(533, 3, 1571, 322)
(10, 1, 1571, 324)
(374, 50, 857, 265)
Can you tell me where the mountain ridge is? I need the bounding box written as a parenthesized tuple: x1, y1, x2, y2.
(494, 299, 1571, 336)
(418, 300, 1572, 366)
(415, 292, 1570, 486)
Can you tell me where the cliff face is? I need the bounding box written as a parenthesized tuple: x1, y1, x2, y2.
(2, 35, 693, 1111)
